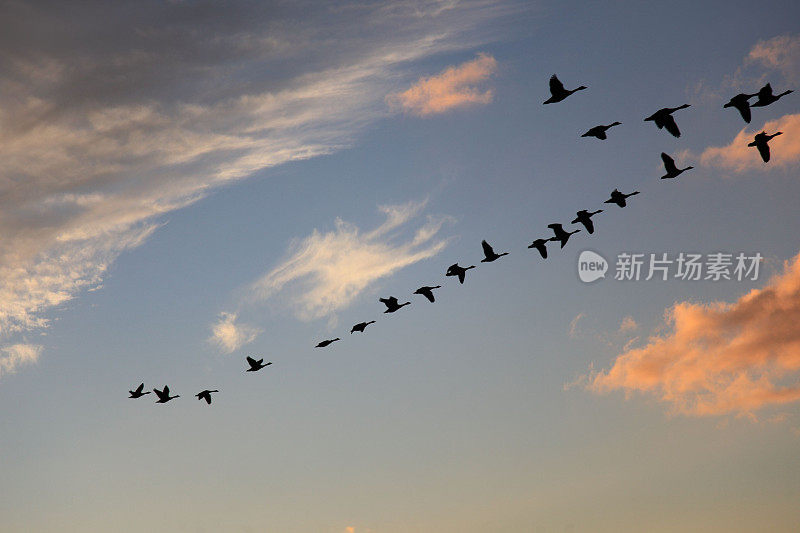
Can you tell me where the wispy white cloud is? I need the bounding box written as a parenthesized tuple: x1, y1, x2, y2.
(387, 53, 497, 116)
(0, 343, 42, 377)
(0, 1, 519, 371)
(244, 199, 451, 322)
(208, 312, 262, 354)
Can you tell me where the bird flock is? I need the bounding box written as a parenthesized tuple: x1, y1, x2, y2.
(130, 73, 793, 405)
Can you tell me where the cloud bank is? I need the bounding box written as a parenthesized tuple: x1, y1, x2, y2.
(387, 52, 497, 116)
(589, 252, 800, 417)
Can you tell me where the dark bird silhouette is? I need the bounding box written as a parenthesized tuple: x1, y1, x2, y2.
(723, 92, 757, 123)
(380, 296, 410, 313)
(414, 285, 441, 303)
(245, 356, 272, 372)
(195, 389, 218, 405)
(748, 131, 783, 162)
(153, 385, 179, 403)
(571, 210, 603, 234)
(445, 263, 475, 284)
(128, 383, 151, 399)
(547, 223, 580, 248)
(604, 188, 640, 208)
(480, 240, 509, 263)
(751, 83, 793, 108)
(543, 74, 587, 104)
(315, 338, 340, 348)
(350, 321, 376, 333)
(660, 152, 693, 179)
(581, 122, 621, 140)
(644, 104, 691, 137)
(528, 238, 550, 259)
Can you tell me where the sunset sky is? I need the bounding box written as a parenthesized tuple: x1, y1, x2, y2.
(1, 1, 800, 531)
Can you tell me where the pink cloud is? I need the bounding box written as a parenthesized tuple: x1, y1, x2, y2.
(700, 113, 800, 172)
(747, 34, 800, 83)
(387, 53, 497, 116)
(589, 252, 800, 417)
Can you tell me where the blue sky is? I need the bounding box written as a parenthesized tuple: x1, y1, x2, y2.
(1, 1, 800, 531)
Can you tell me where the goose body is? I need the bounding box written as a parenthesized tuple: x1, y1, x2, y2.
(445, 263, 476, 284)
(604, 188, 640, 208)
(315, 338, 340, 348)
(129, 382, 151, 399)
(413, 286, 441, 303)
(480, 240, 509, 262)
(350, 321, 376, 333)
(748, 131, 783, 162)
(380, 296, 410, 313)
(196, 389, 218, 404)
(581, 122, 621, 140)
(660, 152, 693, 179)
(543, 74, 587, 104)
(528, 238, 550, 259)
(570, 210, 603, 234)
(644, 104, 690, 137)
(723, 92, 757, 123)
(246, 356, 272, 372)
(751, 83, 793, 108)
(153, 385, 179, 403)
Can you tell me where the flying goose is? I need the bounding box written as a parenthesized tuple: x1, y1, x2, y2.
(195, 389, 218, 405)
(153, 385, 179, 403)
(350, 321, 376, 333)
(571, 210, 603, 234)
(748, 131, 783, 162)
(480, 240, 509, 262)
(245, 356, 272, 372)
(128, 383, 151, 399)
(604, 188, 640, 208)
(644, 104, 691, 137)
(445, 263, 475, 284)
(660, 152, 693, 179)
(380, 296, 410, 313)
(543, 74, 587, 104)
(723, 92, 757, 123)
(750, 83, 793, 108)
(413, 286, 441, 303)
(581, 122, 621, 140)
(315, 338, 340, 348)
(547, 223, 580, 248)
(528, 238, 550, 259)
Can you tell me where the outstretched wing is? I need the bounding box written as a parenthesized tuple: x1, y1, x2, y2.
(661, 152, 677, 173)
(756, 142, 770, 162)
(246, 356, 257, 366)
(549, 74, 565, 94)
(481, 240, 494, 258)
(457, 270, 466, 284)
(662, 115, 681, 137)
(735, 100, 751, 123)
(584, 218, 595, 234)
(203, 392, 212, 404)
(135, 383, 144, 393)
(422, 289, 435, 303)
(758, 83, 773, 99)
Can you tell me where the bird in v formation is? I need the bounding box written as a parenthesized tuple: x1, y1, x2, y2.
(131, 74, 793, 403)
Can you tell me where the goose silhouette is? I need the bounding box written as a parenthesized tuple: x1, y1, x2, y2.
(129, 383, 151, 399)
(350, 321, 376, 333)
(547, 223, 580, 248)
(315, 338, 340, 348)
(570, 210, 603, 234)
(581, 122, 621, 140)
(543, 74, 587, 104)
(380, 296, 410, 313)
(445, 263, 475, 284)
(414, 285, 441, 303)
(660, 152, 693, 179)
(245, 356, 272, 372)
(644, 104, 691, 137)
(153, 385, 179, 403)
(480, 240, 509, 262)
(604, 188, 640, 208)
(748, 131, 783, 162)
(196, 389, 218, 405)
(750, 83, 793, 108)
(528, 238, 550, 259)
(723, 92, 757, 123)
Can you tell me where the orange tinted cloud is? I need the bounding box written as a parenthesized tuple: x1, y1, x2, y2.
(388, 53, 497, 116)
(747, 34, 800, 83)
(590, 252, 800, 417)
(700, 113, 800, 172)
